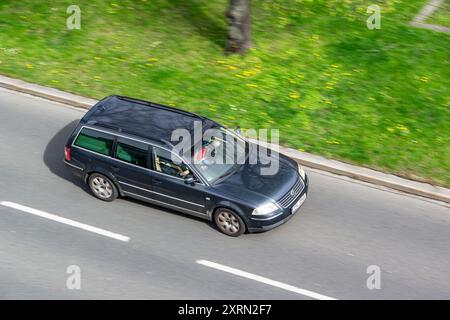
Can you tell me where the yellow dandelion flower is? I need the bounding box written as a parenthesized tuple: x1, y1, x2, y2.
(396, 124, 409, 132)
(246, 83, 258, 88)
(26, 63, 33, 69)
(217, 60, 226, 64)
(290, 93, 300, 99)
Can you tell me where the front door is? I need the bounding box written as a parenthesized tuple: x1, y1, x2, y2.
(151, 146, 207, 216)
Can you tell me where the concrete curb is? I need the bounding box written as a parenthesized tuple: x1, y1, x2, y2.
(0, 75, 96, 109)
(409, 0, 450, 34)
(0, 74, 449, 203)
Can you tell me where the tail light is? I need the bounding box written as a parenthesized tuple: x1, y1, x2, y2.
(65, 147, 71, 161)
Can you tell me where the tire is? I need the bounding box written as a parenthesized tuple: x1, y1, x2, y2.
(214, 208, 246, 237)
(88, 173, 118, 202)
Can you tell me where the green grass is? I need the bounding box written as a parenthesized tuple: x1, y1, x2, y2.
(426, 1, 450, 27)
(0, 0, 449, 186)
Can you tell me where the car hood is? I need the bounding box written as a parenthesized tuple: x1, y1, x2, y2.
(212, 145, 299, 206)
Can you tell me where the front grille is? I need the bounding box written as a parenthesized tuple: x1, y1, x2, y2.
(277, 178, 305, 208)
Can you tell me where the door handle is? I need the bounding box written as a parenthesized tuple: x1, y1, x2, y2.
(110, 165, 120, 172)
(153, 178, 162, 185)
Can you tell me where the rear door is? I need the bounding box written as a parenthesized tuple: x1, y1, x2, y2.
(150, 146, 207, 215)
(111, 137, 153, 198)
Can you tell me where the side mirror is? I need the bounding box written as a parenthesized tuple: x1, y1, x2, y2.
(235, 126, 241, 135)
(184, 177, 195, 185)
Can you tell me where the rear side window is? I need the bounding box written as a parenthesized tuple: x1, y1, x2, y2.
(74, 128, 114, 156)
(115, 138, 149, 168)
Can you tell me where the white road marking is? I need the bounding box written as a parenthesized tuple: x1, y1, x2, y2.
(196, 260, 337, 300)
(0, 201, 130, 242)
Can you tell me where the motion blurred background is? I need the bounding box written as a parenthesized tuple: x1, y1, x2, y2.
(0, 0, 448, 186)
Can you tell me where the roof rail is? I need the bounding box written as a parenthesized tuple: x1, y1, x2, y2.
(115, 95, 203, 119)
(160, 138, 174, 148)
(93, 122, 123, 132)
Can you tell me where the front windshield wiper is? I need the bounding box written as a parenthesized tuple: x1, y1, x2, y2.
(214, 167, 235, 183)
(213, 162, 242, 184)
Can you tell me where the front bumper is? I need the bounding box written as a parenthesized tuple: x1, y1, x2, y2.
(247, 174, 309, 233)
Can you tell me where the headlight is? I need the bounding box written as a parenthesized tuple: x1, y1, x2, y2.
(252, 202, 279, 216)
(298, 164, 306, 180)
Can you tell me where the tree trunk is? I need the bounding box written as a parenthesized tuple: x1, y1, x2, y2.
(226, 0, 251, 54)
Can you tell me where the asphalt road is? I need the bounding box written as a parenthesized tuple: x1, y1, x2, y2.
(0, 87, 449, 299)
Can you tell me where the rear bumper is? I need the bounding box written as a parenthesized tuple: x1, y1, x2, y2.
(64, 159, 84, 178)
(247, 175, 309, 233)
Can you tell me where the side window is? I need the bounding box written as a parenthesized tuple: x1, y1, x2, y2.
(153, 147, 193, 179)
(115, 138, 149, 168)
(74, 128, 114, 156)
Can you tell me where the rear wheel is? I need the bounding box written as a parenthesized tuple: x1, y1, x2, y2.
(88, 173, 118, 202)
(214, 208, 246, 237)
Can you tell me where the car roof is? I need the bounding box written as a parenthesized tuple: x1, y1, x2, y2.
(82, 95, 218, 148)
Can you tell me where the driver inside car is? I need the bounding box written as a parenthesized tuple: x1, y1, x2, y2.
(155, 154, 191, 178)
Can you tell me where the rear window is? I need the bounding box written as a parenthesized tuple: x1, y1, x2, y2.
(115, 138, 148, 168)
(74, 128, 114, 156)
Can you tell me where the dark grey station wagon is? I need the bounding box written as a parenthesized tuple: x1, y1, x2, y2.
(64, 95, 308, 236)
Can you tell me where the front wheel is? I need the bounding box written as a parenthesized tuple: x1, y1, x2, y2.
(214, 209, 246, 237)
(88, 173, 118, 202)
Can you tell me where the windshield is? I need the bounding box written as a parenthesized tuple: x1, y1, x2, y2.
(191, 127, 247, 184)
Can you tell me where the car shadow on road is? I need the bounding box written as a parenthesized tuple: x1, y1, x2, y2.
(43, 120, 90, 193)
(43, 120, 220, 233)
